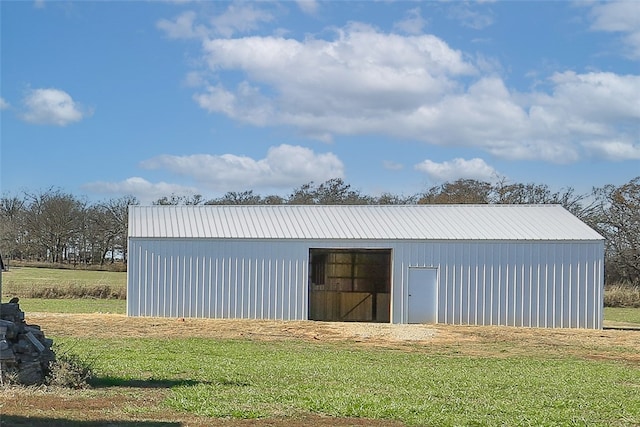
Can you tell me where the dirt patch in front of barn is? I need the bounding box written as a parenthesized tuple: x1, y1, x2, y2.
(23, 312, 640, 362)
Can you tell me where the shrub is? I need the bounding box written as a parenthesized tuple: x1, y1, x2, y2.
(28, 285, 126, 300)
(604, 283, 640, 308)
(46, 345, 94, 389)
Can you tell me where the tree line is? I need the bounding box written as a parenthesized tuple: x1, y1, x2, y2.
(1, 176, 638, 285)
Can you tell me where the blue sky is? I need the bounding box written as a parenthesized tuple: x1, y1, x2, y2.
(1, 1, 638, 204)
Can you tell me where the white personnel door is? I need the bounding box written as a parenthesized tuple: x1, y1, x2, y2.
(408, 267, 438, 324)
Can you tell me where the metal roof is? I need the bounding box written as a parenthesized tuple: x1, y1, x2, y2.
(128, 204, 603, 241)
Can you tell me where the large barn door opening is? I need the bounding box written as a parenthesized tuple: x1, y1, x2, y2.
(308, 248, 391, 322)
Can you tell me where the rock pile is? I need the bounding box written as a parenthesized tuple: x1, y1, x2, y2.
(0, 302, 55, 385)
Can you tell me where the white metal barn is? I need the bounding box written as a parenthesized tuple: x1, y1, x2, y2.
(127, 204, 605, 328)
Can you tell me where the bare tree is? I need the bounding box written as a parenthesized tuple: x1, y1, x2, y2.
(89, 196, 138, 264)
(418, 179, 492, 204)
(206, 190, 263, 205)
(23, 189, 86, 263)
(0, 194, 26, 260)
(591, 177, 640, 285)
(288, 179, 371, 205)
(153, 194, 203, 205)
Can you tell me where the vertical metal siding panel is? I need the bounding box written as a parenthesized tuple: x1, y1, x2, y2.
(502, 245, 510, 326)
(526, 245, 533, 327)
(568, 244, 578, 327)
(554, 249, 563, 328)
(584, 244, 595, 329)
(214, 257, 221, 318)
(127, 241, 137, 316)
(498, 244, 507, 326)
(474, 244, 480, 325)
(457, 244, 464, 324)
(561, 245, 570, 328)
(142, 246, 148, 316)
(201, 252, 209, 317)
(542, 245, 551, 328)
(260, 259, 266, 319)
(271, 258, 278, 320)
(466, 244, 473, 324)
(192, 250, 199, 318)
(151, 247, 158, 317)
(173, 249, 180, 317)
(435, 243, 446, 324)
(392, 244, 403, 324)
(232, 255, 238, 318)
(481, 244, 491, 326)
(162, 250, 169, 317)
(247, 255, 255, 318)
(178, 251, 185, 318)
(488, 245, 500, 325)
(597, 242, 604, 329)
(302, 256, 309, 320)
(285, 260, 292, 320)
(511, 246, 519, 327)
(531, 244, 539, 327)
(575, 244, 582, 328)
(577, 244, 585, 328)
(267, 259, 273, 319)
(279, 256, 286, 320)
(219, 256, 227, 318)
(444, 246, 453, 324)
(514, 245, 524, 327)
(543, 245, 551, 328)
(226, 254, 232, 318)
(461, 244, 470, 324)
(199, 252, 207, 318)
(174, 249, 182, 318)
(240, 258, 246, 318)
(206, 255, 213, 318)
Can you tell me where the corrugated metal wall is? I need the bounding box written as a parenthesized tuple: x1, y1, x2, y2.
(128, 238, 604, 328)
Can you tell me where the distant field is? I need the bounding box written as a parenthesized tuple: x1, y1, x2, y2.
(12, 298, 640, 327)
(604, 307, 640, 325)
(1, 266, 126, 299)
(15, 298, 126, 314)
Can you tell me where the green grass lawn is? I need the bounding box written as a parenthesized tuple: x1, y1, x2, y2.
(53, 336, 639, 426)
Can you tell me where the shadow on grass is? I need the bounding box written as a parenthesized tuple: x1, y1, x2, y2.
(90, 376, 210, 389)
(0, 415, 179, 427)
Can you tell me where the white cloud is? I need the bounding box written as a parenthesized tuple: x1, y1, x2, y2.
(169, 19, 637, 163)
(157, 4, 274, 40)
(139, 144, 344, 191)
(583, 140, 640, 161)
(296, 0, 319, 15)
(394, 8, 427, 35)
(448, 4, 494, 30)
(157, 11, 204, 39)
(211, 3, 274, 37)
(196, 24, 475, 140)
(21, 88, 89, 126)
(589, 1, 640, 59)
(415, 158, 498, 182)
(82, 177, 198, 205)
(0, 97, 9, 110)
